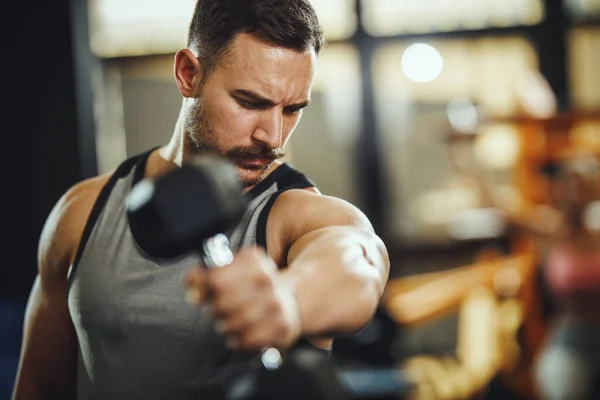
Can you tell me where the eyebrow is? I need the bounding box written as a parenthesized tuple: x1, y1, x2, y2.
(232, 89, 310, 109)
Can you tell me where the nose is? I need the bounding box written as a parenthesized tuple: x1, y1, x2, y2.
(251, 108, 283, 150)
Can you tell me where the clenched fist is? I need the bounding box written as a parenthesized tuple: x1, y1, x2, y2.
(185, 246, 302, 352)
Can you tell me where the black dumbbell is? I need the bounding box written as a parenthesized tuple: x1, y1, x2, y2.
(126, 155, 248, 260)
(331, 306, 399, 369)
(228, 343, 414, 400)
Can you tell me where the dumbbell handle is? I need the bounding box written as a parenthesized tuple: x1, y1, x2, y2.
(201, 234, 283, 372)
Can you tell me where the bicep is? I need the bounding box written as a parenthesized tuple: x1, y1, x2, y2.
(280, 191, 387, 270)
(266, 190, 373, 266)
(287, 226, 390, 283)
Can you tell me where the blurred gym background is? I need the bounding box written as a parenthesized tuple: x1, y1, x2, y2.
(6, 0, 600, 399)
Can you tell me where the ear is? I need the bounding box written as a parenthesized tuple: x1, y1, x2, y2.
(174, 49, 203, 98)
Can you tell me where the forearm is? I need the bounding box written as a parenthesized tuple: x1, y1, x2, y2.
(279, 226, 389, 337)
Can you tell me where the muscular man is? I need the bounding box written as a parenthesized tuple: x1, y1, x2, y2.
(12, 1, 390, 399)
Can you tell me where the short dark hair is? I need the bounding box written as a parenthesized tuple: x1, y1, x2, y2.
(188, 0, 325, 81)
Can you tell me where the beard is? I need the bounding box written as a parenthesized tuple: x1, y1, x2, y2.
(184, 98, 285, 187)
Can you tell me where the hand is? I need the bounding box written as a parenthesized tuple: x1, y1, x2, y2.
(185, 246, 302, 352)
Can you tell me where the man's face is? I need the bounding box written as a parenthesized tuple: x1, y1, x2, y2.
(184, 33, 316, 187)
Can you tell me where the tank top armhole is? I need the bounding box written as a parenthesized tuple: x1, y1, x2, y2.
(255, 170, 316, 254)
(67, 148, 156, 293)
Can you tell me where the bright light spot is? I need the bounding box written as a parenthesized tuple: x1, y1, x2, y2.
(447, 97, 480, 133)
(474, 125, 520, 170)
(516, 71, 557, 119)
(447, 208, 507, 240)
(584, 201, 600, 232)
(401, 43, 444, 83)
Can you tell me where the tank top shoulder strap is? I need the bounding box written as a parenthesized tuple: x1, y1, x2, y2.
(252, 163, 316, 250)
(67, 147, 158, 290)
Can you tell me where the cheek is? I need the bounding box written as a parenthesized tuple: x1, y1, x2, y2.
(206, 100, 258, 144)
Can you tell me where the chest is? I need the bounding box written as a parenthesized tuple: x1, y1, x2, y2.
(68, 228, 216, 347)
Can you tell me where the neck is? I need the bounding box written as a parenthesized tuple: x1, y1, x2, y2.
(140, 109, 185, 181)
(160, 108, 187, 167)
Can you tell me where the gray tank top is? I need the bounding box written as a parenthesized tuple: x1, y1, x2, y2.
(67, 149, 316, 399)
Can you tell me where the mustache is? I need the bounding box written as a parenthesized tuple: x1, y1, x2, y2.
(226, 146, 285, 161)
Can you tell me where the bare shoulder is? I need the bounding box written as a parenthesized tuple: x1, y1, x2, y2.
(265, 188, 376, 265)
(38, 172, 112, 279)
(276, 188, 374, 231)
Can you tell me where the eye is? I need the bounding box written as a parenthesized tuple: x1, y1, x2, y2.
(283, 107, 302, 116)
(237, 99, 260, 109)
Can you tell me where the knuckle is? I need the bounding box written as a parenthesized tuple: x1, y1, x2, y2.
(255, 272, 272, 287)
(266, 297, 281, 314)
(238, 327, 271, 350)
(230, 304, 260, 332)
(246, 336, 269, 351)
(245, 307, 262, 326)
(207, 273, 227, 294)
(237, 333, 255, 350)
(222, 320, 238, 335)
(230, 313, 251, 332)
(238, 246, 262, 261)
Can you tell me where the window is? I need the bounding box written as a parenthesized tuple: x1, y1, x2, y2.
(88, 0, 196, 58)
(372, 37, 538, 243)
(570, 28, 600, 110)
(287, 44, 363, 206)
(564, 0, 600, 21)
(569, 27, 600, 153)
(310, 0, 357, 41)
(361, 0, 544, 36)
(88, 0, 356, 58)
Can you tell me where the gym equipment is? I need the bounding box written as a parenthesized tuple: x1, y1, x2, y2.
(126, 155, 248, 260)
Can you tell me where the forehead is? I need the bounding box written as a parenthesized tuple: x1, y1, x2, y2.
(214, 33, 316, 97)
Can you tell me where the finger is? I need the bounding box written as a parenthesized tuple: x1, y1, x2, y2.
(208, 247, 275, 288)
(235, 326, 273, 352)
(205, 250, 265, 297)
(207, 273, 261, 318)
(215, 297, 269, 335)
(207, 257, 276, 316)
(235, 321, 288, 352)
(229, 247, 277, 278)
(184, 268, 208, 305)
